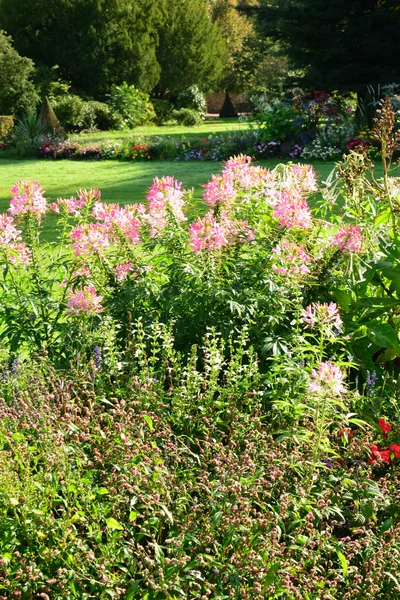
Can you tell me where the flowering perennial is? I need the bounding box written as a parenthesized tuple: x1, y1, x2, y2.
(202, 173, 236, 208)
(189, 211, 253, 253)
(147, 176, 186, 236)
(9, 181, 47, 222)
(301, 302, 343, 332)
(271, 240, 312, 277)
(272, 188, 313, 230)
(308, 362, 347, 396)
(331, 225, 362, 253)
(67, 286, 103, 315)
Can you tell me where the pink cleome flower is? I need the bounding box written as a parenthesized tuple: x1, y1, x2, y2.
(223, 155, 276, 192)
(271, 240, 312, 277)
(288, 164, 318, 194)
(301, 302, 343, 331)
(0, 214, 22, 244)
(202, 173, 236, 208)
(308, 362, 347, 396)
(0, 214, 31, 264)
(272, 188, 313, 230)
(189, 210, 254, 253)
(115, 263, 135, 281)
(70, 223, 110, 256)
(9, 181, 47, 222)
(67, 286, 103, 315)
(331, 225, 362, 254)
(52, 189, 101, 216)
(92, 202, 141, 244)
(147, 176, 186, 237)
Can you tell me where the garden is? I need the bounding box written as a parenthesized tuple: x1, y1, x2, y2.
(2, 0, 400, 597)
(0, 98, 399, 599)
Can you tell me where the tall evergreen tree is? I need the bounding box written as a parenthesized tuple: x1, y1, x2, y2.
(0, 0, 160, 97)
(153, 0, 226, 98)
(245, 0, 400, 93)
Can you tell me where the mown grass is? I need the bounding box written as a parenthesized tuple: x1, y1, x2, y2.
(68, 117, 251, 144)
(1, 156, 397, 240)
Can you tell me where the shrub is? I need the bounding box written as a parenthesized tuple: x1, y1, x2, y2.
(0, 115, 13, 140)
(151, 99, 176, 125)
(172, 107, 203, 126)
(107, 82, 151, 129)
(0, 30, 39, 116)
(51, 94, 86, 132)
(175, 85, 207, 115)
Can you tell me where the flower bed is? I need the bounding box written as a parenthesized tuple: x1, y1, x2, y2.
(1, 110, 400, 596)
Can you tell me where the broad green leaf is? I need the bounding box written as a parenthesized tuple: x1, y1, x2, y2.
(106, 517, 124, 531)
(365, 321, 400, 354)
(337, 550, 348, 577)
(263, 562, 281, 589)
(143, 415, 153, 432)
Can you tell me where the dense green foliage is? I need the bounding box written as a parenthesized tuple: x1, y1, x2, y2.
(0, 0, 226, 101)
(0, 0, 160, 97)
(247, 0, 400, 92)
(0, 30, 39, 116)
(1, 135, 400, 595)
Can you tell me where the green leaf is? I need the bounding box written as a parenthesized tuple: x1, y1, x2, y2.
(125, 582, 141, 600)
(106, 517, 124, 531)
(263, 562, 281, 589)
(337, 550, 348, 577)
(333, 288, 352, 312)
(143, 415, 153, 432)
(129, 511, 138, 522)
(365, 321, 400, 354)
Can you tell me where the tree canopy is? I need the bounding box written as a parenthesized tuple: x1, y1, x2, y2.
(0, 30, 39, 116)
(0, 0, 226, 99)
(246, 0, 400, 92)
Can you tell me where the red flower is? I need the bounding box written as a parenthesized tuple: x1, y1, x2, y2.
(379, 449, 391, 463)
(370, 443, 391, 464)
(378, 418, 392, 436)
(390, 443, 400, 460)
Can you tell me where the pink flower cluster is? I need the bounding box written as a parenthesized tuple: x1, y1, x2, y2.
(202, 173, 236, 208)
(50, 189, 101, 216)
(288, 164, 318, 194)
(147, 176, 186, 236)
(222, 155, 271, 191)
(272, 188, 313, 230)
(308, 362, 347, 396)
(301, 302, 343, 332)
(70, 223, 110, 256)
(67, 286, 103, 315)
(271, 240, 312, 277)
(92, 202, 141, 244)
(115, 263, 135, 281)
(0, 214, 31, 264)
(189, 211, 254, 253)
(331, 225, 362, 254)
(9, 181, 47, 223)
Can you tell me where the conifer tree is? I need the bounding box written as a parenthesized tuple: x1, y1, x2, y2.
(246, 0, 400, 93)
(0, 0, 160, 97)
(153, 0, 226, 98)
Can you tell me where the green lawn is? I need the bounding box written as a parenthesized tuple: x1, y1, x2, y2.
(69, 117, 251, 144)
(1, 156, 397, 239)
(0, 157, 336, 210)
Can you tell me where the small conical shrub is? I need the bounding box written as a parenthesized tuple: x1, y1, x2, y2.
(39, 97, 66, 140)
(219, 93, 238, 118)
